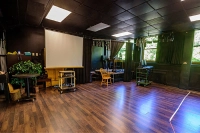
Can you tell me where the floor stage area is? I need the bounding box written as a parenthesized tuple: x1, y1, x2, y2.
(0, 80, 200, 133)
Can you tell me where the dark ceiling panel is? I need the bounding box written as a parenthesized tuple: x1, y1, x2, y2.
(82, 0, 114, 11)
(171, 22, 194, 32)
(152, 22, 171, 30)
(128, 3, 154, 16)
(163, 11, 189, 25)
(116, 0, 148, 10)
(101, 16, 121, 25)
(157, 2, 183, 16)
(122, 25, 137, 32)
(26, 14, 43, 26)
(148, 0, 179, 9)
(27, 0, 44, 17)
(146, 17, 165, 25)
(100, 4, 125, 16)
(54, 0, 81, 12)
(2, 0, 200, 39)
(186, 7, 200, 16)
(134, 21, 150, 29)
(97, 26, 125, 36)
(114, 11, 134, 21)
(181, 0, 200, 10)
(138, 11, 160, 21)
(124, 17, 143, 25)
(32, 0, 49, 6)
(62, 13, 92, 30)
(112, 22, 130, 29)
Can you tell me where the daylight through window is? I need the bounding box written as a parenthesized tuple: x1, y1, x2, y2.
(144, 36, 158, 61)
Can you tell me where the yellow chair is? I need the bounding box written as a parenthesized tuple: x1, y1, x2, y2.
(100, 68, 112, 86)
(8, 83, 21, 101)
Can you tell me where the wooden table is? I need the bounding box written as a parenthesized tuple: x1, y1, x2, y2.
(12, 74, 40, 101)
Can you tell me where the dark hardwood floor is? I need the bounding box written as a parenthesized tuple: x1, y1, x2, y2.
(0, 80, 200, 133)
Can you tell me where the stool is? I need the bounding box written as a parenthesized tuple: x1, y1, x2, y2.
(37, 78, 52, 91)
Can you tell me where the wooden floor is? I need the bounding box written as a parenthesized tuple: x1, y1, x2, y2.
(0, 80, 200, 133)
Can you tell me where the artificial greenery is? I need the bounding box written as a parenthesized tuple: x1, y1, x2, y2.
(9, 60, 42, 86)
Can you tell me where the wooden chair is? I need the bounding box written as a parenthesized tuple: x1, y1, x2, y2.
(100, 68, 112, 86)
(8, 83, 21, 101)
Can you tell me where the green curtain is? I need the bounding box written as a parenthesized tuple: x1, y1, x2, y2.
(110, 41, 124, 60)
(171, 33, 185, 64)
(124, 42, 133, 82)
(156, 32, 184, 64)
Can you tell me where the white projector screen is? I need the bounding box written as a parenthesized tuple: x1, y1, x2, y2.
(45, 29, 83, 68)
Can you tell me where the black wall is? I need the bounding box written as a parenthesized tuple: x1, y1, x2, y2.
(6, 26, 45, 54)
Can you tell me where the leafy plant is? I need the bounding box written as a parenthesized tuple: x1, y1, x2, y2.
(9, 60, 42, 86)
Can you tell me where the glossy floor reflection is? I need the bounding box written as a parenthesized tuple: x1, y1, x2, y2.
(0, 81, 200, 133)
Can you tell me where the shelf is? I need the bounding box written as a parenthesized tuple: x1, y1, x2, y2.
(58, 71, 76, 94)
(136, 67, 153, 86)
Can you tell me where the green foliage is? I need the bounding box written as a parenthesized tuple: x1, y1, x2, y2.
(9, 60, 42, 86)
(144, 36, 158, 61)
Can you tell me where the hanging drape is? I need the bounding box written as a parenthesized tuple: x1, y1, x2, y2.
(110, 41, 124, 60)
(171, 33, 184, 64)
(156, 32, 184, 64)
(124, 42, 133, 82)
(82, 38, 92, 83)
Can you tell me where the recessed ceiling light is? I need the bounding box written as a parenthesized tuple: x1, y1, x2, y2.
(87, 23, 110, 32)
(112, 32, 132, 37)
(46, 5, 71, 22)
(189, 14, 200, 22)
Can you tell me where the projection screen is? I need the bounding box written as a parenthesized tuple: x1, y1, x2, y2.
(45, 29, 83, 68)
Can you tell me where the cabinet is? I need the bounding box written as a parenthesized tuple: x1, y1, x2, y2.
(136, 67, 152, 86)
(58, 71, 76, 94)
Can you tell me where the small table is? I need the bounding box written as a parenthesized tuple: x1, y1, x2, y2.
(12, 74, 40, 101)
(108, 72, 124, 83)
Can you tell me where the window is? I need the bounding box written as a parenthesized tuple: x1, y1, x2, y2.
(192, 30, 200, 63)
(144, 36, 158, 61)
(117, 43, 126, 60)
(116, 40, 134, 60)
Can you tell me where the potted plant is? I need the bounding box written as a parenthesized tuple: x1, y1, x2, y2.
(9, 60, 42, 90)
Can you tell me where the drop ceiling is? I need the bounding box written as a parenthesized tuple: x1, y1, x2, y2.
(0, 0, 200, 40)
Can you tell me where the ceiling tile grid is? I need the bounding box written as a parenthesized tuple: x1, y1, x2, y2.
(1, 0, 200, 39)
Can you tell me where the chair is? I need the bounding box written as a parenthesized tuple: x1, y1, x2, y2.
(8, 83, 21, 101)
(100, 68, 112, 86)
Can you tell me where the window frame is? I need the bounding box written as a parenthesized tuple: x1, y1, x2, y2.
(192, 30, 200, 64)
(144, 36, 158, 62)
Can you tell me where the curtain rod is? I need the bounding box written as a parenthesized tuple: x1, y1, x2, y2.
(93, 39, 125, 42)
(93, 39, 111, 41)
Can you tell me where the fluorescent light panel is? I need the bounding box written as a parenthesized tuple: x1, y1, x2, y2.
(112, 32, 132, 37)
(46, 5, 71, 22)
(87, 23, 110, 32)
(189, 14, 200, 22)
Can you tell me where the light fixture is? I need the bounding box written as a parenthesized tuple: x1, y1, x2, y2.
(87, 23, 110, 32)
(112, 32, 132, 37)
(189, 14, 200, 22)
(46, 5, 71, 22)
